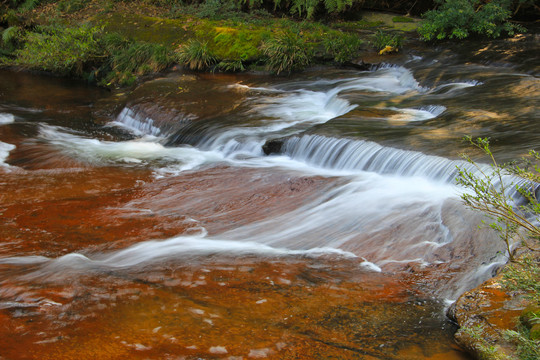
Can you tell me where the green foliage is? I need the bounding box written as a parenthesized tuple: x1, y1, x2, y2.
(212, 26, 268, 61)
(505, 325, 540, 360)
(289, 0, 353, 18)
(392, 16, 414, 23)
(57, 0, 89, 13)
(1, 26, 23, 52)
(372, 30, 403, 50)
(502, 256, 540, 303)
(2, 9, 22, 27)
(176, 39, 217, 70)
(14, 0, 42, 12)
(458, 138, 540, 360)
(215, 59, 245, 72)
(457, 137, 540, 261)
(462, 325, 509, 360)
(418, 0, 526, 41)
(99, 34, 174, 86)
(262, 30, 313, 74)
(13, 25, 174, 86)
(16, 24, 101, 76)
(180, 0, 240, 20)
(322, 31, 362, 63)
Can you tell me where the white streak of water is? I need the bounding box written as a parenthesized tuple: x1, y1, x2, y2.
(0, 113, 15, 125)
(108, 107, 162, 136)
(0, 235, 357, 280)
(0, 141, 15, 169)
(38, 125, 224, 170)
(385, 105, 446, 122)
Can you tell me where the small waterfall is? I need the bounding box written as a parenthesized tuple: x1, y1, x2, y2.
(281, 134, 538, 200)
(108, 106, 194, 138)
(111, 107, 162, 136)
(283, 134, 469, 182)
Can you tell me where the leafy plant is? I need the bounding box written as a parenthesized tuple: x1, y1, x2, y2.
(57, 0, 89, 13)
(176, 39, 217, 70)
(322, 31, 362, 63)
(99, 36, 174, 86)
(505, 323, 540, 360)
(262, 30, 312, 74)
(13, 0, 42, 12)
(418, 0, 526, 41)
(372, 30, 403, 51)
(1, 26, 23, 52)
(289, 0, 353, 19)
(215, 59, 245, 72)
(16, 24, 102, 76)
(456, 137, 540, 261)
(458, 138, 540, 360)
(502, 256, 540, 303)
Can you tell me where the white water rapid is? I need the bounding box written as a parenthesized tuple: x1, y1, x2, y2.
(1, 64, 524, 301)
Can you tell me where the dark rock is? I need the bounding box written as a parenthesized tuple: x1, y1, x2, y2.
(342, 60, 374, 71)
(262, 138, 284, 155)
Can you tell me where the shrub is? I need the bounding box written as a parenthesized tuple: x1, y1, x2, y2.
(262, 30, 313, 74)
(289, 0, 353, 19)
(1, 26, 23, 53)
(322, 31, 362, 63)
(57, 0, 90, 13)
(418, 0, 526, 41)
(458, 137, 540, 359)
(16, 25, 102, 76)
(99, 37, 174, 86)
(457, 137, 540, 261)
(175, 39, 217, 70)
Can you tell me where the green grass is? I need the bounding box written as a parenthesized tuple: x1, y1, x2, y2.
(262, 30, 313, 74)
(175, 39, 217, 70)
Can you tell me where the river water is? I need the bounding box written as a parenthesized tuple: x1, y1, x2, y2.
(0, 38, 538, 359)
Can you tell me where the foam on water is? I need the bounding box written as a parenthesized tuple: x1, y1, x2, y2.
(431, 80, 483, 94)
(386, 105, 446, 122)
(0, 113, 15, 125)
(109, 107, 162, 136)
(38, 125, 224, 170)
(0, 141, 15, 169)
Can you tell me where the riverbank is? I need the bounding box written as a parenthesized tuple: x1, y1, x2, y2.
(0, 0, 423, 88)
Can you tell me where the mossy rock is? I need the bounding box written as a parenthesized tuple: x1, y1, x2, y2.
(209, 25, 271, 61)
(530, 323, 540, 340)
(520, 304, 540, 329)
(92, 12, 193, 48)
(392, 16, 414, 23)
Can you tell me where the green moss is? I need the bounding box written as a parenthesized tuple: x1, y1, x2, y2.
(212, 26, 270, 61)
(92, 12, 192, 48)
(392, 16, 413, 23)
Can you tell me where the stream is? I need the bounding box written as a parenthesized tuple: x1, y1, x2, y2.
(0, 39, 538, 359)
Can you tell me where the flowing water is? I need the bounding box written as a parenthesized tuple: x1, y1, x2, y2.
(0, 39, 538, 359)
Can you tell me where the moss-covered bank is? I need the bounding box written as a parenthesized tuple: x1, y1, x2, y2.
(0, 0, 420, 87)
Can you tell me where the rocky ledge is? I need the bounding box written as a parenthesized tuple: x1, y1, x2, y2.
(448, 252, 539, 360)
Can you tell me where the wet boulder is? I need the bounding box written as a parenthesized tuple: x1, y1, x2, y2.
(262, 138, 285, 155)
